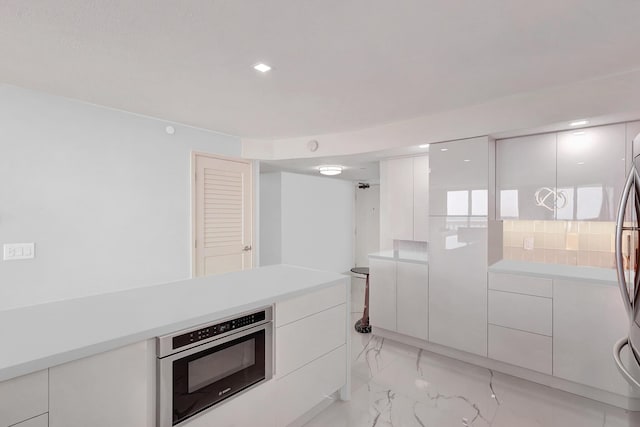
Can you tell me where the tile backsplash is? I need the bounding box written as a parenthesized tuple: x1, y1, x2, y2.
(502, 220, 616, 268)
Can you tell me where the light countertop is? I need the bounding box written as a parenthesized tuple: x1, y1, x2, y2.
(488, 259, 620, 285)
(368, 250, 428, 265)
(0, 265, 348, 382)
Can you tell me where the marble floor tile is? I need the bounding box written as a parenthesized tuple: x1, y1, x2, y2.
(304, 288, 640, 427)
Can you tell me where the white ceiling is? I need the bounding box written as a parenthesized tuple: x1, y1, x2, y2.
(2, 1, 640, 139)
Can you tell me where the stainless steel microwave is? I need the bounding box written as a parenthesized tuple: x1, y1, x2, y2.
(157, 307, 273, 427)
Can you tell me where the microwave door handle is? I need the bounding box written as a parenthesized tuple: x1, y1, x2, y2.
(616, 165, 636, 317)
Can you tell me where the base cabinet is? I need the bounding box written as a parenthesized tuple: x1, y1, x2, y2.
(369, 257, 428, 340)
(49, 340, 154, 427)
(396, 262, 428, 340)
(428, 217, 488, 357)
(369, 258, 397, 331)
(276, 346, 347, 426)
(553, 279, 634, 396)
(0, 369, 48, 427)
(183, 380, 276, 427)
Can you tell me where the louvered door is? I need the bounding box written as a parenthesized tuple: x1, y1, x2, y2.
(194, 154, 253, 276)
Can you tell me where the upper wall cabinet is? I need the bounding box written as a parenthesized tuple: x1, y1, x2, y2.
(380, 155, 429, 249)
(496, 133, 556, 220)
(556, 124, 626, 222)
(429, 137, 489, 217)
(497, 124, 626, 221)
(628, 121, 640, 162)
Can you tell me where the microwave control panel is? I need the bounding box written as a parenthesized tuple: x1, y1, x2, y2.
(172, 310, 266, 350)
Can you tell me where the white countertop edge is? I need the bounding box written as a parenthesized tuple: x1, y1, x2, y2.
(0, 265, 348, 382)
(488, 260, 619, 286)
(368, 252, 428, 265)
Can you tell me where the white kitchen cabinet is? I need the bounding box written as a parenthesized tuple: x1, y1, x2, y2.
(369, 256, 428, 340)
(556, 123, 626, 221)
(11, 414, 48, 427)
(276, 345, 347, 427)
(496, 133, 556, 220)
(487, 272, 553, 373)
(553, 279, 633, 396)
(275, 304, 346, 377)
(629, 121, 640, 159)
(380, 157, 414, 248)
(488, 290, 552, 336)
(275, 283, 346, 327)
(488, 324, 552, 374)
(413, 156, 430, 242)
(274, 284, 349, 426)
(49, 340, 154, 427)
(488, 272, 552, 297)
(396, 261, 429, 340)
(428, 216, 488, 356)
(369, 257, 397, 331)
(0, 369, 48, 427)
(379, 155, 429, 249)
(429, 137, 489, 217)
(496, 124, 626, 221)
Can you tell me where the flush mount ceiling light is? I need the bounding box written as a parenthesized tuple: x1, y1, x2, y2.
(570, 119, 589, 127)
(440, 148, 449, 152)
(253, 63, 271, 73)
(318, 165, 343, 176)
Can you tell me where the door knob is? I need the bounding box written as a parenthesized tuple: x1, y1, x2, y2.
(243, 245, 252, 252)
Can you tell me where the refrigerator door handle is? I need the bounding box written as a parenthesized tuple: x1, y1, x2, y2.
(614, 337, 640, 389)
(615, 165, 640, 317)
(634, 181, 640, 306)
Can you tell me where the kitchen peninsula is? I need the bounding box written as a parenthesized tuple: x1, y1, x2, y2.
(0, 265, 350, 427)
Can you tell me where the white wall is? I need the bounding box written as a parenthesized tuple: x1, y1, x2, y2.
(0, 85, 241, 310)
(259, 173, 281, 266)
(260, 172, 354, 273)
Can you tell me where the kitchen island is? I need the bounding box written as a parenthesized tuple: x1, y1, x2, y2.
(0, 265, 350, 427)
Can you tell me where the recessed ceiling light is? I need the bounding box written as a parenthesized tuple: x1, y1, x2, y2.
(573, 131, 585, 136)
(254, 63, 272, 73)
(464, 159, 471, 162)
(318, 165, 343, 176)
(440, 148, 449, 152)
(419, 144, 429, 148)
(577, 161, 585, 165)
(570, 120, 589, 127)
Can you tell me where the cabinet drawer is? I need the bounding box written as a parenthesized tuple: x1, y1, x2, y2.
(276, 345, 347, 427)
(0, 369, 48, 427)
(182, 380, 276, 427)
(276, 282, 346, 327)
(12, 414, 48, 427)
(488, 290, 552, 336)
(276, 304, 346, 378)
(489, 325, 552, 374)
(489, 272, 552, 297)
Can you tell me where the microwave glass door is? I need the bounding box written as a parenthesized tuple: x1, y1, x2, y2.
(171, 329, 266, 426)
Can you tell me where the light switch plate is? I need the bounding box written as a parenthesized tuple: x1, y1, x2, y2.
(523, 236, 534, 251)
(3, 243, 35, 260)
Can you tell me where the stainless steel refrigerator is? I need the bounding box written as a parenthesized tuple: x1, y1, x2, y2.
(614, 128, 640, 389)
